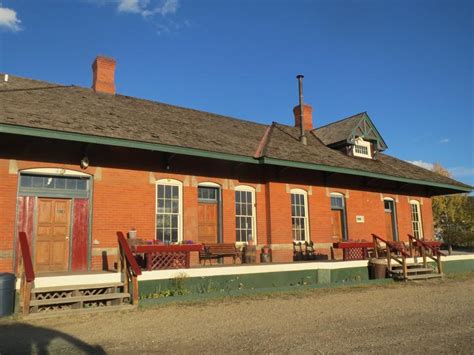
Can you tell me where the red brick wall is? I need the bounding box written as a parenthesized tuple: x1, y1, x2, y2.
(0, 152, 437, 272)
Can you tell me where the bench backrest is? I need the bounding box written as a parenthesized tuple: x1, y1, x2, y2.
(203, 243, 239, 253)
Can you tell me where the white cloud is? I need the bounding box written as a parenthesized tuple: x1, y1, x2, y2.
(407, 160, 434, 171)
(439, 138, 450, 144)
(155, 0, 178, 16)
(117, 0, 178, 18)
(0, 5, 21, 32)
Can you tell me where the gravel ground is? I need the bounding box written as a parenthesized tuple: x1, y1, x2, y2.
(1, 274, 473, 354)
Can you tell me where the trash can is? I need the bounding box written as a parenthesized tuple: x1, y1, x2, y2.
(369, 259, 387, 279)
(0, 273, 16, 317)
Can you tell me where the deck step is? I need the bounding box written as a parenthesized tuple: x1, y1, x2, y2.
(30, 292, 130, 306)
(391, 263, 428, 270)
(406, 273, 444, 280)
(25, 304, 137, 319)
(31, 282, 124, 293)
(391, 267, 434, 275)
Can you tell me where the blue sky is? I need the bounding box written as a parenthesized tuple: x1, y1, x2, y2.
(0, 0, 472, 186)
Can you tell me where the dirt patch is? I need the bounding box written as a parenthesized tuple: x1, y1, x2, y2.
(1, 275, 474, 354)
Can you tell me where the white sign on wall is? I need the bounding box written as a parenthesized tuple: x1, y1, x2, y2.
(356, 215, 365, 223)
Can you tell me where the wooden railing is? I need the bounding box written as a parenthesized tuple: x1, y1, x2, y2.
(18, 232, 35, 316)
(117, 232, 142, 305)
(372, 234, 410, 279)
(408, 234, 445, 274)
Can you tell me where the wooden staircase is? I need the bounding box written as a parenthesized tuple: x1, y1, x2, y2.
(26, 282, 132, 317)
(390, 263, 443, 281)
(17, 231, 142, 317)
(372, 234, 445, 281)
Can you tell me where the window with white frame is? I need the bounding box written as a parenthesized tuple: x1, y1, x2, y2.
(235, 186, 256, 243)
(156, 179, 182, 243)
(353, 137, 372, 158)
(291, 189, 310, 242)
(410, 200, 423, 239)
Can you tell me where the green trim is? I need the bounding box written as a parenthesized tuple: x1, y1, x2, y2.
(1, 123, 471, 193)
(0, 123, 258, 164)
(262, 157, 472, 192)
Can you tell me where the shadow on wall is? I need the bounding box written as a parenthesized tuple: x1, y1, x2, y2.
(0, 323, 105, 354)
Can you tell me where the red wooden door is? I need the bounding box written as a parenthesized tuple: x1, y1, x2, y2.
(35, 198, 71, 272)
(198, 202, 218, 244)
(331, 210, 343, 240)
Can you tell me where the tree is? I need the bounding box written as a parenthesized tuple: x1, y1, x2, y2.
(431, 163, 473, 248)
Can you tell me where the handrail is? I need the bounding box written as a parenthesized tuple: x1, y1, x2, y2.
(19, 232, 35, 282)
(18, 232, 35, 316)
(372, 234, 409, 279)
(117, 232, 141, 305)
(372, 234, 410, 258)
(408, 234, 444, 274)
(408, 234, 446, 257)
(117, 232, 142, 276)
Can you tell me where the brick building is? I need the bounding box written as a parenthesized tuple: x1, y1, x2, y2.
(0, 56, 470, 274)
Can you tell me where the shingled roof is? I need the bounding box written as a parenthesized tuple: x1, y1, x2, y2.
(0, 74, 470, 193)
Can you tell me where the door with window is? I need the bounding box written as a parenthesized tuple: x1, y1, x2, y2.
(197, 187, 219, 243)
(384, 199, 398, 241)
(330, 193, 347, 241)
(35, 198, 71, 273)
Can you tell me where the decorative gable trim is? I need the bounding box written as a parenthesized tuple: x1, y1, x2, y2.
(348, 113, 388, 151)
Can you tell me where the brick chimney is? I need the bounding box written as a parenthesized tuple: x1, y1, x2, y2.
(92, 56, 116, 94)
(293, 104, 313, 131)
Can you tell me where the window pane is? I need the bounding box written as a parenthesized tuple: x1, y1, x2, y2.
(157, 229, 164, 242)
(165, 185, 171, 198)
(20, 175, 32, 187)
(158, 185, 164, 198)
(76, 179, 87, 190)
(171, 229, 178, 243)
(45, 177, 54, 188)
(163, 229, 171, 243)
(172, 186, 178, 198)
(66, 178, 76, 190)
(32, 176, 44, 188)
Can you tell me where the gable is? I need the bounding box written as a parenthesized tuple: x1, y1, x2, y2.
(313, 112, 387, 151)
(348, 113, 388, 151)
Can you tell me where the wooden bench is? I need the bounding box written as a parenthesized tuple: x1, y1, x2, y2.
(199, 243, 242, 265)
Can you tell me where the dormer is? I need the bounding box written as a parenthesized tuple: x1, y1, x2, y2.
(312, 112, 387, 160)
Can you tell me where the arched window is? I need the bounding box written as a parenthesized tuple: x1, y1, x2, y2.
(409, 200, 423, 239)
(235, 185, 257, 244)
(156, 179, 183, 243)
(330, 193, 348, 241)
(290, 188, 310, 242)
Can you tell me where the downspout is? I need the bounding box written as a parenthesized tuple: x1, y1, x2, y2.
(297, 75, 307, 145)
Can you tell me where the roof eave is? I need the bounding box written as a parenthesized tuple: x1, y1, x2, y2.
(1, 122, 470, 194)
(261, 157, 472, 194)
(0, 123, 258, 165)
